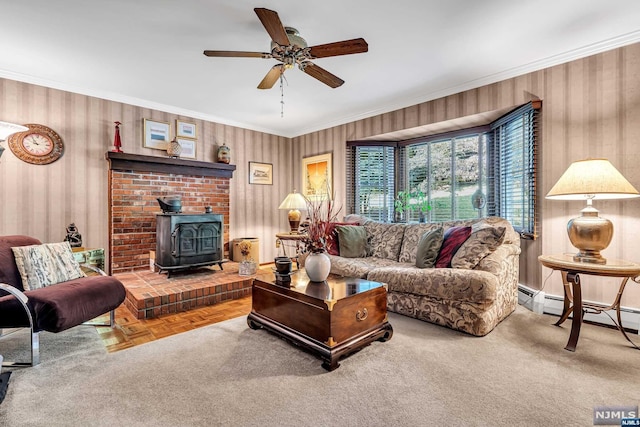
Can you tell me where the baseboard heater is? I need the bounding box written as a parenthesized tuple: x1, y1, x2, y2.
(517, 284, 640, 333)
(517, 284, 546, 314)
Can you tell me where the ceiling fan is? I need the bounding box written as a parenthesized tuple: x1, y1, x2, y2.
(203, 8, 368, 90)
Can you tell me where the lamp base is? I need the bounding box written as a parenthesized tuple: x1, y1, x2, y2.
(567, 205, 612, 265)
(287, 208, 302, 234)
(573, 251, 607, 265)
(288, 220, 300, 234)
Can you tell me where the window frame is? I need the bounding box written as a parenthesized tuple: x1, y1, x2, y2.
(487, 101, 540, 239)
(398, 127, 490, 223)
(346, 101, 540, 239)
(346, 142, 397, 223)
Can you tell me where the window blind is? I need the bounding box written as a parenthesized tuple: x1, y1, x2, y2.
(489, 101, 540, 238)
(346, 145, 395, 222)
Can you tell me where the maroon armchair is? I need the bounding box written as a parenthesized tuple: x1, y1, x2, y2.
(0, 235, 126, 366)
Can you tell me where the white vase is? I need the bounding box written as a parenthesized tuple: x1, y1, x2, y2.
(305, 251, 331, 282)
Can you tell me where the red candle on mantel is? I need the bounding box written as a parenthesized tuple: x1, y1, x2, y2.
(112, 121, 123, 152)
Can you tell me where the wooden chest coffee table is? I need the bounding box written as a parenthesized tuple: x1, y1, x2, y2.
(247, 271, 393, 371)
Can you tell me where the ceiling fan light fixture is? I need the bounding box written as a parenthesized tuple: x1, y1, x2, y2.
(270, 28, 307, 52)
(284, 27, 307, 48)
(281, 55, 295, 69)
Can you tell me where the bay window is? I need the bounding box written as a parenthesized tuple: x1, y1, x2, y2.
(347, 101, 540, 239)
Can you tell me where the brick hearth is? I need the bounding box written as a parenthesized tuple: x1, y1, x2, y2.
(105, 153, 248, 318)
(116, 262, 271, 319)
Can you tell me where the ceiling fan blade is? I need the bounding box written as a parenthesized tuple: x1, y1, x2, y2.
(258, 64, 284, 90)
(302, 62, 344, 88)
(203, 50, 271, 58)
(254, 8, 290, 46)
(308, 38, 368, 58)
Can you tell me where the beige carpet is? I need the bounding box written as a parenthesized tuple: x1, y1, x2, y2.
(0, 306, 638, 426)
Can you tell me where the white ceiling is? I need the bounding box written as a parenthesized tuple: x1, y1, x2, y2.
(2, 1, 640, 138)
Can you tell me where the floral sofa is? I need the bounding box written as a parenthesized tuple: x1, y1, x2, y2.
(326, 216, 521, 336)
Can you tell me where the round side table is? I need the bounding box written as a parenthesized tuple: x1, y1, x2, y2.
(538, 254, 640, 352)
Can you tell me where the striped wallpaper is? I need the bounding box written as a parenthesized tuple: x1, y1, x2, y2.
(2, 42, 639, 309)
(0, 78, 291, 267)
(294, 43, 640, 309)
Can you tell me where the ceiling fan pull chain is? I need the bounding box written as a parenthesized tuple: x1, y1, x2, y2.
(280, 74, 284, 118)
(280, 72, 289, 118)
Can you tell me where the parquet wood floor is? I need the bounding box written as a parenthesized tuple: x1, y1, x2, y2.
(96, 295, 252, 352)
(92, 263, 280, 352)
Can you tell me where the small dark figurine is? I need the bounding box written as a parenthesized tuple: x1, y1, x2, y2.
(64, 223, 82, 248)
(112, 121, 123, 153)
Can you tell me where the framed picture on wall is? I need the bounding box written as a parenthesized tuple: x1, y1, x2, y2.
(177, 138, 196, 159)
(302, 152, 332, 199)
(176, 120, 197, 139)
(143, 119, 170, 150)
(249, 161, 273, 185)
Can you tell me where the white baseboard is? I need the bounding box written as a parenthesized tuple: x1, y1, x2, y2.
(517, 284, 640, 334)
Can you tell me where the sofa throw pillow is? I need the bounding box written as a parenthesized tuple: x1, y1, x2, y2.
(336, 225, 368, 258)
(11, 242, 86, 291)
(435, 226, 472, 268)
(451, 226, 506, 269)
(398, 223, 440, 263)
(325, 222, 355, 255)
(415, 227, 444, 269)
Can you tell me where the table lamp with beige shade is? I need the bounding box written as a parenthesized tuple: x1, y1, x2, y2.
(546, 158, 640, 264)
(279, 190, 307, 234)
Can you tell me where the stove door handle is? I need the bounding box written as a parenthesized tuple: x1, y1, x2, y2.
(171, 225, 180, 256)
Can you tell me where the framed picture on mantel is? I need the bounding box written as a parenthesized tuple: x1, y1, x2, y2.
(143, 119, 170, 150)
(177, 138, 196, 159)
(176, 120, 197, 139)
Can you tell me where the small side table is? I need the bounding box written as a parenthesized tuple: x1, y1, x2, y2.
(538, 254, 640, 352)
(72, 247, 105, 271)
(275, 233, 307, 269)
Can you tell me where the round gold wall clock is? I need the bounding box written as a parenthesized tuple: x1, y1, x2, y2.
(7, 123, 64, 165)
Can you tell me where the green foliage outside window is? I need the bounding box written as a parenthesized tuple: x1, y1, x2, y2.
(394, 190, 432, 222)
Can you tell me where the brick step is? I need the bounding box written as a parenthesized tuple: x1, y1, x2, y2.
(115, 262, 271, 319)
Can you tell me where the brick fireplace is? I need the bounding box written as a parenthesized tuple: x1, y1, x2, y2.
(106, 152, 236, 274)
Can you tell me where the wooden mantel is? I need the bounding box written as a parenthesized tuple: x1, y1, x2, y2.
(105, 152, 236, 178)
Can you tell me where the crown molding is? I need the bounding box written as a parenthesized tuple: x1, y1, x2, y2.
(290, 30, 640, 138)
(0, 69, 287, 138)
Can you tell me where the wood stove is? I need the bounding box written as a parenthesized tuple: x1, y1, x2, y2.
(155, 213, 226, 276)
